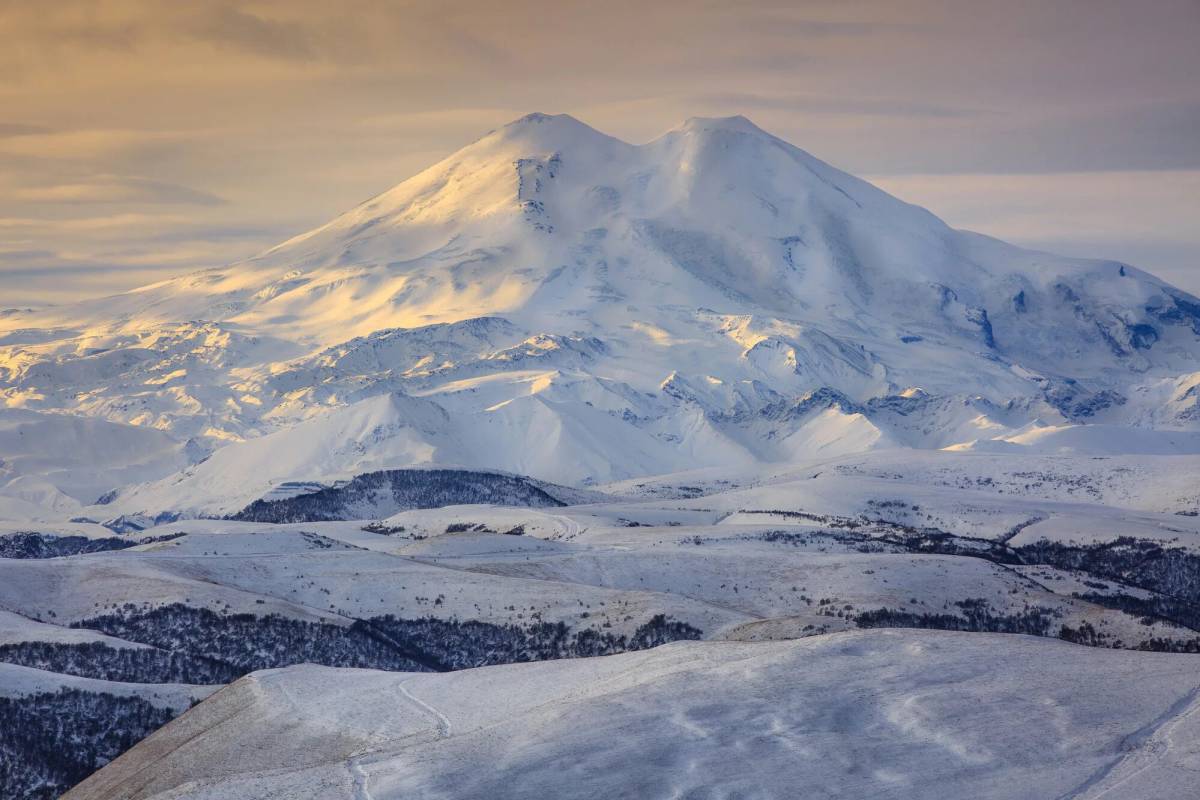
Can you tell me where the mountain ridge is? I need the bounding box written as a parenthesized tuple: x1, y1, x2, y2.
(1, 112, 1198, 519)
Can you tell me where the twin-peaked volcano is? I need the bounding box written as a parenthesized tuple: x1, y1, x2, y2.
(23, 112, 1200, 361)
(2, 113, 1199, 517)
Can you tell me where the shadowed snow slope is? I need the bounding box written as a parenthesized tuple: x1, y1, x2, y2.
(2, 113, 1200, 516)
(66, 630, 1200, 800)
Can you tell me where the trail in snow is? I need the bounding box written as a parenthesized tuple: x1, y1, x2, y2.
(395, 678, 453, 739)
(349, 757, 373, 800)
(538, 510, 582, 540)
(346, 677, 453, 800)
(1058, 684, 1200, 800)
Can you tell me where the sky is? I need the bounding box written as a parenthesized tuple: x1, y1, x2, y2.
(1, 0, 1197, 306)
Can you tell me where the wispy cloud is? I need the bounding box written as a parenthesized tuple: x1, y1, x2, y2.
(182, 3, 319, 61)
(0, 122, 52, 137)
(12, 175, 224, 206)
(0, 127, 206, 159)
(0, 213, 189, 231)
(686, 91, 984, 120)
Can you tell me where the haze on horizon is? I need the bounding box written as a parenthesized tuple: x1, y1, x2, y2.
(1, 0, 1197, 306)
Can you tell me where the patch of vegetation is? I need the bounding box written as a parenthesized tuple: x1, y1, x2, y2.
(0, 689, 180, 800)
(855, 598, 1057, 637)
(361, 522, 407, 534)
(230, 469, 566, 523)
(75, 604, 438, 674)
(0, 532, 183, 560)
(0, 641, 237, 684)
(364, 613, 702, 670)
(1017, 537, 1200, 606)
(72, 604, 704, 677)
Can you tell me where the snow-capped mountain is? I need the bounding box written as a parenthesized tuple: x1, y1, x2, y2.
(2, 113, 1199, 518)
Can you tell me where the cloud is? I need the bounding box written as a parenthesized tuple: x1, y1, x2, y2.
(357, 107, 530, 132)
(0, 4, 142, 53)
(0, 258, 180, 308)
(686, 91, 983, 120)
(0, 215, 278, 243)
(0, 123, 52, 137)
(0, 249, 58, 263)
(0, 213, 188, 231)
(871, 102, 1200, 175)
(0, 127, 201, 160)
(0, 2, 314, 61)
(181, 4, 317, 61)
(0, 262, 161, 277)
(12, 176, 225, 206)
(870, 170, 1200, 241)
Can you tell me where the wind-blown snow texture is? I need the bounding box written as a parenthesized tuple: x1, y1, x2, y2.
(65, 632, 1200, 800)
(1, 113, 1198, 520)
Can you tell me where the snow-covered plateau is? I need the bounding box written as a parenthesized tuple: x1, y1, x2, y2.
(1, 114, 1199, 799)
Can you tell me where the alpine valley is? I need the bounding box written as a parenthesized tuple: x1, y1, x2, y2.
(2, 114, 1200, 800)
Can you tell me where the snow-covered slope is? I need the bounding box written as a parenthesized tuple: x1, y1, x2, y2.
(2, 113, 1199, 517)
(945, 421, 1200, 455)
(5, 450, 1200, 798)
(66, 631, 1200, 800)
(0, 409, 197, 507)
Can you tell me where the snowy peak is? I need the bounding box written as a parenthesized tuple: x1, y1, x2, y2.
(488, 111, 619, 149)
(672, 114, 774, 136)
(268, 111, 896, 270)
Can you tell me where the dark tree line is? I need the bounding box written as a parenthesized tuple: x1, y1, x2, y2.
(0, 689, 178, 800)
(0, 532, 183, 559)
(364, 613, 702, 670)
(67, 604, 702, 676)
(0, 641, 238, 684)
(1017, 537, 1200, 606)
(1071, 591, 1200, 640)
(74, 604, 433, 674)
(855, 598, 1057, 637)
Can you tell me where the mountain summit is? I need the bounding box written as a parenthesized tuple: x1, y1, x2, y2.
(2, 113, 1199, 514)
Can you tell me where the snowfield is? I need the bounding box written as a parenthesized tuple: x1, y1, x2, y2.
(2, 113, 1200, 798)
(66, 632, 1200, 800)
(4, 467, 1200, 798)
